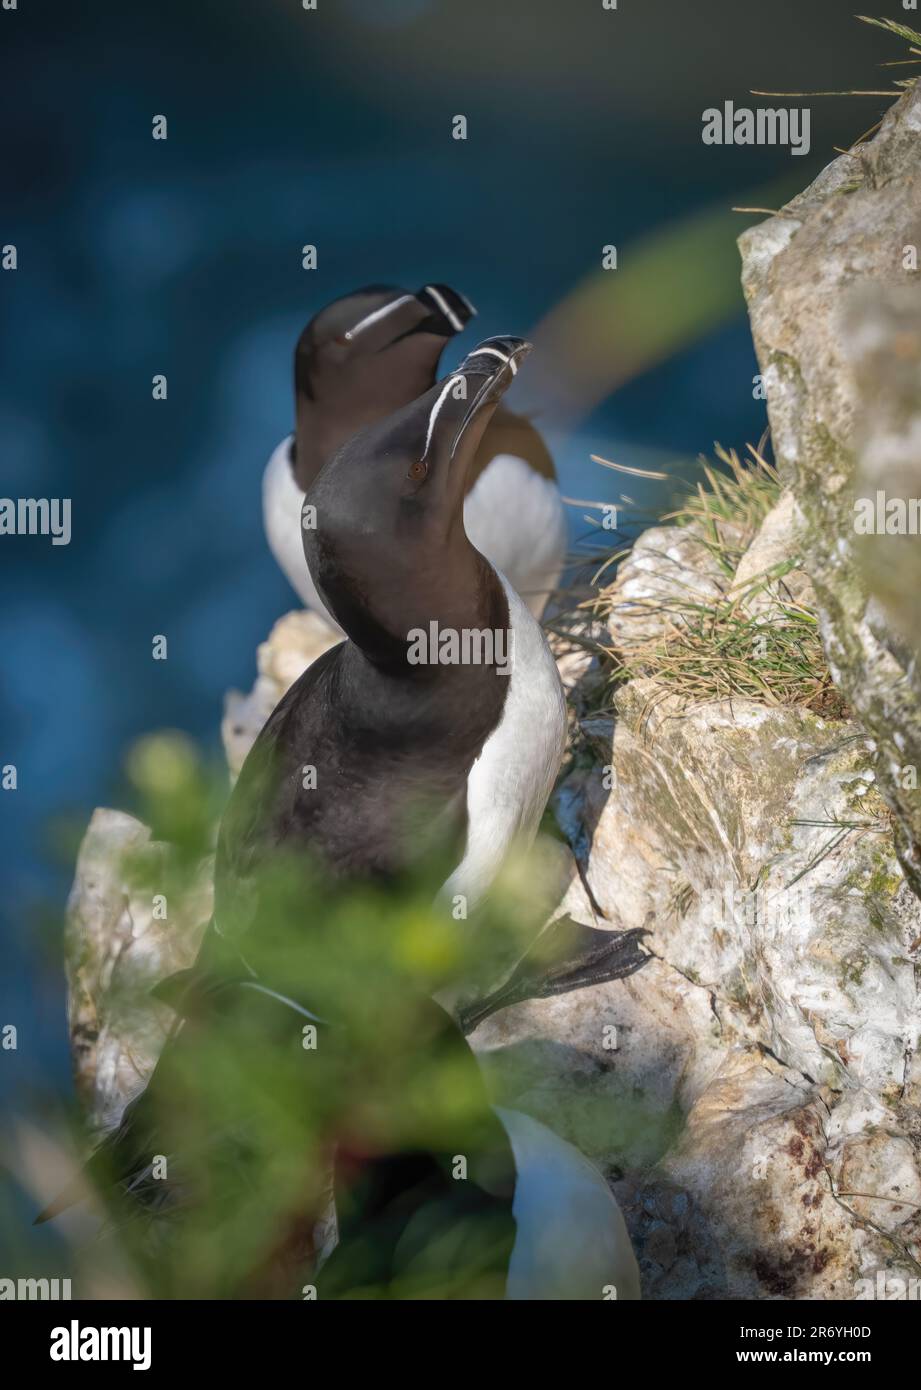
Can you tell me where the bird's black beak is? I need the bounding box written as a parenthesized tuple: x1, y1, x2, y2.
(405, 336, 531, 501)
(449, 336, 531, 455)
(414, 284, 478, 338)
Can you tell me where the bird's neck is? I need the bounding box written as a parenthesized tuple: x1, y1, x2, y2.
(320, 536, 507, 675)
(292, 399, 330, 493)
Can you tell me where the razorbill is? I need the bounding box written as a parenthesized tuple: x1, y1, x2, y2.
(262, 284, 568, 622)
(229, 334, 644, 1292)
(230, 334, 646, 1007)
(43, 338, 643, 1299)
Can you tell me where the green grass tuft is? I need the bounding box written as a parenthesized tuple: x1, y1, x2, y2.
(589, 443, 848, 719)
(665, 442, 781, 578)
(858, 15, 921, 51)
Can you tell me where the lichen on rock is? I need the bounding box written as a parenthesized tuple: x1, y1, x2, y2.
(739, 79, 921, 896)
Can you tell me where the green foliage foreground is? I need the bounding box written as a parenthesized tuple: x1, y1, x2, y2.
(87, 737, 556, 1299)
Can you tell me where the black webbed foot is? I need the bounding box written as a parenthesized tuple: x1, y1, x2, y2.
(459, 916, 650, 1035)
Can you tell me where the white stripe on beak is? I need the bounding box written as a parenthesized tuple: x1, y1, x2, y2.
(423, 285, 465, 333)
(465, 346, 517, 375)
(343, 294, 415, 341)
(422, 374, 464, 459)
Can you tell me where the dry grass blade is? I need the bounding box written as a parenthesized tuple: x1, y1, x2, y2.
(590, 454, 671, 481)
(751, 87, 901, 97)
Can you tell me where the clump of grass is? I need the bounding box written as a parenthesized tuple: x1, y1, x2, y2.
(665, 441, 781, 578)
(588, 442, 849, 720)
(606, 594, 848, 718)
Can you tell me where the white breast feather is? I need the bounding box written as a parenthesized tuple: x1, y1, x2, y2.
(441, 572, 567, 909)
(463, 453, 568, 619)
(496, 1107, 641, 1301)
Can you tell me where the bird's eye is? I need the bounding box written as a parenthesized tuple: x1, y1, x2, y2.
(407, 459, 428, 481)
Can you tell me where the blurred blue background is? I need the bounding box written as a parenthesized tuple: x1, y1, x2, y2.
(0, 0, 894, 1250)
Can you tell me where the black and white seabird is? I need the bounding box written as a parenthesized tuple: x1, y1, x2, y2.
(44, 339, 643, 1299)
(236, 336, 644, 1293)
(262, 284, 568, 622)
